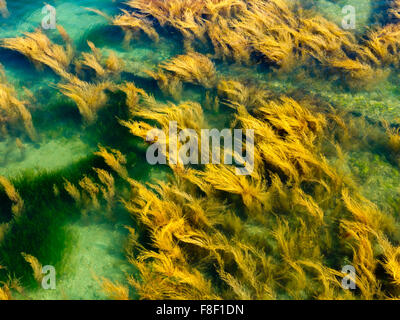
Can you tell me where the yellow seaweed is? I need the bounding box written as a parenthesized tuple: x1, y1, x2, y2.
(0, 176, 23, 218)
(58, 76, 112, 123)
(1, 28, 74, 79)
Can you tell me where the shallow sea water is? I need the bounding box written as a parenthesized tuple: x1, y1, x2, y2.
(0, 0, 400, 300)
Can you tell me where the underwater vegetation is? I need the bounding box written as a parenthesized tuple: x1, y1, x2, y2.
(112, 0, 399, 89)
(0, 1, 8, 19)
(147, 52, 218, 96)
(114, 79, 400, 300)
(0, 65, 36, 141)
(1, 27, 74, 80)
(1, 0, 400, 300)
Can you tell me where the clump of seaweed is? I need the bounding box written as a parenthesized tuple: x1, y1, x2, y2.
(113, 10, 160, 44)
(0, 277, 24, 300)
(94, 146, 128, 179)
(21, 253, 43, 285)
(326, 58, 389, 90)
(58, 76, 113, 124)
(159, 53, 217, 88)
(64, 179, 81, 204)
(0, 283, 12, 300)
(97, 277, 130, 300)
(119, 82, 148, 116)
(125, 0, 205, 42)
(105, 51, 125, 76)
(0, 176, 24, 219)
(0, 65, 37, 141)
(389, 0, 400, 22)
(120, 97, 206, 171)
(0, 176, 25, 254)
(1, 27, 74, 80)
(0, 0, 9, 18)
(76, 41, 124, 79)
(86, 7, 160, 45)
(64, 167, 117, 219)
(363, 23, 400, 67)
(146, 70, 183, 101)
(93, 168, 116, 214)
(146, 52, 217, 100)
(79, 175, 101, 210)
(383, 120, 400, 156)
(217, 80, 272, 109)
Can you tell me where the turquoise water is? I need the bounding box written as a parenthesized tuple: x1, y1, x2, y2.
(0, 0, 400, 300)
(0, 0, 136, 300)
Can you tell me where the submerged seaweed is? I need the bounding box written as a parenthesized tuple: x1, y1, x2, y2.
(1, 0, 400, 301)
